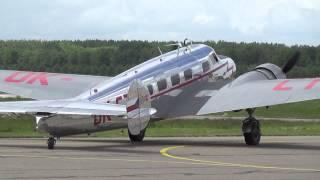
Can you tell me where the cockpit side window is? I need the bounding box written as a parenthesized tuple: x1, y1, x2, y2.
(213, 53, 219, 62)
(209, 53, 219, 64)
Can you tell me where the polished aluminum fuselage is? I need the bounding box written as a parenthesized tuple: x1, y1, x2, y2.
(38, 44, 236, 137)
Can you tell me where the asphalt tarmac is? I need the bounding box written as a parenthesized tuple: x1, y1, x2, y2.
(0, 136, 319, 180)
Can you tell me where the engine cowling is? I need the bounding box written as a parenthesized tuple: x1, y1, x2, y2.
(230, 63, 286, 87)
(255, 63, 286, 79)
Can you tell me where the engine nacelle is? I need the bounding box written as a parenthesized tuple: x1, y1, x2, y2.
(255, 63, 286, 79)
(230, 63, 286, 87)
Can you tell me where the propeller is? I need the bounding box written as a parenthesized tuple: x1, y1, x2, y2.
(282, 51, 301, 74)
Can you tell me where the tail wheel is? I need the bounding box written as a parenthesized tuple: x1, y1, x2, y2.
(47, 137, 56, 150)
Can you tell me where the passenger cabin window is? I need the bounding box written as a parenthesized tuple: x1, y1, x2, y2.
(202, 61, 210, 73)
(157, 79, 167, 91)
(184, 69, 192, 80)
(147, 84, 153, 95)
(171, 74, 180, 86)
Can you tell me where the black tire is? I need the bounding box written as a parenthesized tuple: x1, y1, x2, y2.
(242, 118, 261, 145)
(244, 128, 261, 145)
(128, 128, 146, 142)
(47, 137, 56, 150)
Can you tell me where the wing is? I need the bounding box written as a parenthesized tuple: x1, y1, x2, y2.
(197, 78, 320, 115)
(0, 70, 111, 100)
(0, 100, 126, 116)
(0, 80, 158, 117)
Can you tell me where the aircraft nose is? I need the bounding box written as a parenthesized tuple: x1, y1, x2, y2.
(228, 58, 236, 75)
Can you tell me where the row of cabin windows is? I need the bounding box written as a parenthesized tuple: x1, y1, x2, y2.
(147, 61, 211, 95)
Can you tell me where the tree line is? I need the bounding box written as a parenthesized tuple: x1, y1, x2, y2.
(0, 40, 319, 78)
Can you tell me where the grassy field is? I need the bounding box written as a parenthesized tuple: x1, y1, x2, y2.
(0, 100, 320, 137)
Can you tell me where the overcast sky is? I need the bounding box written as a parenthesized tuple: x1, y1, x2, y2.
(0, 0, 319, 46)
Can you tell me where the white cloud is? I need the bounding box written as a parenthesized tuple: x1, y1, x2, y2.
(192, 14, 214, 25)
(0, 0, 319, 45)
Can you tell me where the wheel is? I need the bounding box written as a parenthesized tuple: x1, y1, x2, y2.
(242, 118, 261, 145)
(244, 128, 261, 145)
(128, 128, 146, 142)
(47, 137, 56, 150)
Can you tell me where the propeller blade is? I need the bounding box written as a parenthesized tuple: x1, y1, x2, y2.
(282, 51, 301, 74)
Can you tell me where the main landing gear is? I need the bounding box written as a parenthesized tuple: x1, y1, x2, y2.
(242, 109, 261, 145)
(47, 136, 56, 150)
(128, 128, 146, 143)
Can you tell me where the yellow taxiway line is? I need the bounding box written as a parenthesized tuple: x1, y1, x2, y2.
(160, 146, 320, 172)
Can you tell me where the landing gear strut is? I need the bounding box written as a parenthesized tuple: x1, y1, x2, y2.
(128, 128, 146, 143)
(242, 109, 261, 145)
(47, 136, 56, 150)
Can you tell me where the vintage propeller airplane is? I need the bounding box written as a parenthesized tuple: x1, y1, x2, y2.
(0, 39, 317, 149)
